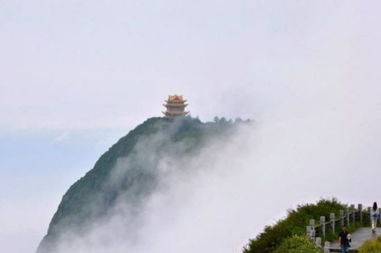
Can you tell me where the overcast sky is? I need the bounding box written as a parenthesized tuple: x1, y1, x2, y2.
(1, 1, 381, 252)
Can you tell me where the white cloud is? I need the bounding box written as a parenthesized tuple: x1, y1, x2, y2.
(1, 1, 381, 252)
(41, 80, 381, 252)
(1, 0, 380, 131)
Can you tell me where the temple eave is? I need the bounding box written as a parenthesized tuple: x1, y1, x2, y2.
(163, 104, 188, 108)
(162, 111, 189, 116)
(165, 100, 187, 103)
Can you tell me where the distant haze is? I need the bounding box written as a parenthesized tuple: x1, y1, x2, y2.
(1, 0, 381, 252)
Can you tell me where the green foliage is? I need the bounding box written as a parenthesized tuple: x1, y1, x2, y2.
(273, 235, 322, 253)
(243, 199, 344, 253)
(358, 236, 381, 253)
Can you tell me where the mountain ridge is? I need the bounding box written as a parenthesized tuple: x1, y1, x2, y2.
(37, 116, 246, 253)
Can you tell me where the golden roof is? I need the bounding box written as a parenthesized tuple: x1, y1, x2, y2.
(166, 94, 187, 103)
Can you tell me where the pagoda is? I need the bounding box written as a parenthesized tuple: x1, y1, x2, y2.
(162, 94, 189, 117)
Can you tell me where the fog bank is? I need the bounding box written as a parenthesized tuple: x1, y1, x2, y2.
(50, 82, 381, 252)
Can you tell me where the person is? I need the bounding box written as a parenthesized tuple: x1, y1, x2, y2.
(338, 225, 350, 253)
(371, 202, 380, 233)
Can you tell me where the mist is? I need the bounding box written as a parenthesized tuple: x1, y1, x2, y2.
(44, 80, 381, 253)
(1, 1, 381, 252)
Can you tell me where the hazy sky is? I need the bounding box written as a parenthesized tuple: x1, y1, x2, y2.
(1, 1, 381, 252)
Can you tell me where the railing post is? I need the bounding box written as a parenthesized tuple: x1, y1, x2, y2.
(358, 204, 363, 224)
(340, 210, 344, 227)
(330, 213, 335, 233)
(307, 225, 312, 238)
(320, 216, 326, 238)
(324, 241, 331, 253)
(315, 237, 322, 248)
(310, 219, 316, 239)
(350, 204, 355, 225)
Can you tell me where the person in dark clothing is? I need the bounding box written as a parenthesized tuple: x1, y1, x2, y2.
(338, 225, 350, 253)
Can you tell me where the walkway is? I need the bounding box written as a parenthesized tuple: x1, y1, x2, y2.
(329, 227, 381, 252)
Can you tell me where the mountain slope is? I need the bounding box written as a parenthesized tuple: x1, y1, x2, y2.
(37, 116, 243, 253)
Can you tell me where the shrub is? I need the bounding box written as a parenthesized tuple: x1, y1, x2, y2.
(358, 236, 381, 253)
(273, 235, 322, 253)
(243, 199, 345, 253)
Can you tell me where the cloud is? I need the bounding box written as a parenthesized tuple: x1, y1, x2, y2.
(38, 120, 254, 253)
(40, 79, 381, 252)
(2, 0, 380, 131)
(1, 1, 381, 252)
(52, 132, 71, 144)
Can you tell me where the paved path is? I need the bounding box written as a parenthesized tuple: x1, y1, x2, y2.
(329, 227, 381, 252)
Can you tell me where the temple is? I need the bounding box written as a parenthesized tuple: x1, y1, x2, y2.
(162, 94, 189, 117)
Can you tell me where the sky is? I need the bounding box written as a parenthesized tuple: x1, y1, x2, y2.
(1, 0, 381, 252)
